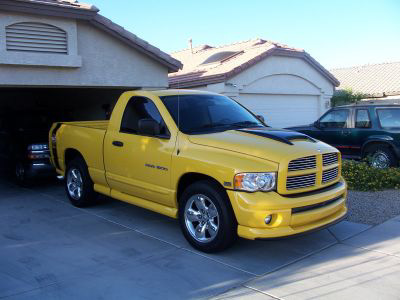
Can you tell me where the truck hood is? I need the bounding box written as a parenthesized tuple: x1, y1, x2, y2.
(187, 127, 334, 163)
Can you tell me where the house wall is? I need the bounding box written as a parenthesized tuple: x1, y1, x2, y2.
(0, 11, 169, 88)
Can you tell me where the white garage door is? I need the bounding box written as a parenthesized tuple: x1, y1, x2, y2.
(238, 94, 320, 128)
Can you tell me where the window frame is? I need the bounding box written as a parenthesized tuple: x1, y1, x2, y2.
(355, 108, 372, 129)
(120, 96, 171, 140)
(376, 108, 400, 129)
(318, 108, 350, 129)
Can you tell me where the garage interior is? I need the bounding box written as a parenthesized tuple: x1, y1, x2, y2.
(0, 87, 132, 178)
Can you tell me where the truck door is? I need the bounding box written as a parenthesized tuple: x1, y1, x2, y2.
(343, 108, 372, 157)
(313, 108, 353, 155)
(104, 95, 177, 207)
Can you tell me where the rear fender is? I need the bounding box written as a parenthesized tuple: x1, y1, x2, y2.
(361, 136, 399, 158)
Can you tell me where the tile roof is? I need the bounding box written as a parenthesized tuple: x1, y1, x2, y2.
(13, 0, 98, 11)
(168, 39, 339, 88)
(330, 62, 400, 97)
(2, 0, 182, 72)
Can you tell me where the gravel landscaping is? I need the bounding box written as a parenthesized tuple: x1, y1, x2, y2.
(346, 189, 400, 225)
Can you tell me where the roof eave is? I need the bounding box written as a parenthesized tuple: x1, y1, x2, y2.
(0, 0, 98, 19)
(90, 15, 182, 72)
(169, 74, 226, 88)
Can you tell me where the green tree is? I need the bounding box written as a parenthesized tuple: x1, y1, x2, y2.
(331, 88, 366, 107)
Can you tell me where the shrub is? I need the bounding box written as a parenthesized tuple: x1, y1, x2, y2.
(331, 88, 366, 107)
(342, 160, 400, 191)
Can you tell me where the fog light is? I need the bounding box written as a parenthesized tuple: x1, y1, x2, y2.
(265, 215, 272, 224)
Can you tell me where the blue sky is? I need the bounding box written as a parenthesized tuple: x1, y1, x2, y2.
(89, 0, 400, 69)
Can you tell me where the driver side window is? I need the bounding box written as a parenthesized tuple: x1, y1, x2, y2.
(120, 96, 168, 136)
(319, 109, 349, 128)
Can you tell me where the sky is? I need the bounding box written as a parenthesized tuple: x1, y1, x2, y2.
(88, 0, 400, 69)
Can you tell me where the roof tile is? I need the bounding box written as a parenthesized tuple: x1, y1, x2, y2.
(331, 62, 400, 97)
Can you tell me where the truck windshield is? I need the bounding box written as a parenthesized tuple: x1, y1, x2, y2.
(160, 94, 264, 134)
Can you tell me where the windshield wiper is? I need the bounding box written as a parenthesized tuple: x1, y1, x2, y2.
(187, 121, 263, 134)
(229, 121, 263, 128)
(186, 123, 232, 133)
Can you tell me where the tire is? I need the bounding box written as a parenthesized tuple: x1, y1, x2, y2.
(65, 156, 97, 207)
(178, 180, 237, 253)
(15, 161, 30, 187)
(364, 144, 398, 169)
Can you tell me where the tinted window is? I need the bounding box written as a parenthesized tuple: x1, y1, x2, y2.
(355, 109, 371, 128)
(120, 97, 168, 136)
(319, 109, 349, 128)
(377, 109, 400, 128)
(160, 94, 262, 134)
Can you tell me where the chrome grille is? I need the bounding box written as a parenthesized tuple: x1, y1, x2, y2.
(323, 153, 338, 166)
(322, 167, 339, 183)
(288, 156, 316, 171)
(287, 173, 316, 190)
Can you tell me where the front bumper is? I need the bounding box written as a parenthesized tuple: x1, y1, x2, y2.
(25, 161, 55, 179)
(227, 178, 347, 240)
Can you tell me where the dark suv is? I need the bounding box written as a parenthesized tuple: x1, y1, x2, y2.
(288, 102, 400, 168)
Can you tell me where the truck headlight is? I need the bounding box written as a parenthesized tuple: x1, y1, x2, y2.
(234, 172, 276, 192)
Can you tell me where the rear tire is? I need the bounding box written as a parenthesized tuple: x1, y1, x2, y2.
(178, 180, 237, 253)
(65, 157, 97, 207)
(364, 144, 398, 169)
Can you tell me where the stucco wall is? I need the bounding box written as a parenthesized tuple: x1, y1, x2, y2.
(230, 55, 335, 114)
(0, 11, 169, 88)
(230, 55, 334, 96)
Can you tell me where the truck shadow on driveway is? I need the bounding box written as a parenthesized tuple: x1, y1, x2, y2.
(1, 178, 399, 299)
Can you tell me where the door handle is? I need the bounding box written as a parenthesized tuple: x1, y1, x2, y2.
(112, 141, 124, 147)
(342, 130, 351, 136)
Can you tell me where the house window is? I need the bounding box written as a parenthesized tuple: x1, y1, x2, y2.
(6, 22, 67, 54)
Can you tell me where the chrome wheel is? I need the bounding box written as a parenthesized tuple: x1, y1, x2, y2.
(67, 168, 83, 200)
(184, 194, 219, 243)
(371, 151, 390, 169)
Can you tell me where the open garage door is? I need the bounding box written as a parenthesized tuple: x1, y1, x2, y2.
(0, 87, 130, 182)
(238, 94, 320, 128)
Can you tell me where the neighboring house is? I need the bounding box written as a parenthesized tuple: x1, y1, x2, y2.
(169, 39, 339, 128)
(0, 0, 182, 119)
(330, 62, 400, 101)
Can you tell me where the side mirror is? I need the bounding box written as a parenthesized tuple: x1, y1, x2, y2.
(313, 121, 320, 128)
(256, 115, 265, 123)
(138, 119, 160, 136)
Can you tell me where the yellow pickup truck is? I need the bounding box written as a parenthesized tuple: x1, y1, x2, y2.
(50, 90, 347, 252)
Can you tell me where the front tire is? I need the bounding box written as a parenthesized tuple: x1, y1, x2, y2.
(179, 180, 237, 253)
(15, 161, 29, 186)
(65, 157, 97, 207)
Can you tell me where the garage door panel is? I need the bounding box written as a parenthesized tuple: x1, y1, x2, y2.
(238, 94, 319, 128)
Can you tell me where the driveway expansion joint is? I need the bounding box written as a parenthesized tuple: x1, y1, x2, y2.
(244, 285, 284, 300)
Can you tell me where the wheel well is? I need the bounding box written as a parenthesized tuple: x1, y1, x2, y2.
(362, 142, 395, 157)
(64, 148, 84, 168)
(177, 173, 227, 204)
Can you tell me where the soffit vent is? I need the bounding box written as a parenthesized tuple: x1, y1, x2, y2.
(6, 22, 68, 54)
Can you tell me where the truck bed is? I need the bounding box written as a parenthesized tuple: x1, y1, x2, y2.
(51, 120, 109, 184)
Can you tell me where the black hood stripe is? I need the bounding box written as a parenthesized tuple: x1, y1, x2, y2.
(236, 128, 317, 145)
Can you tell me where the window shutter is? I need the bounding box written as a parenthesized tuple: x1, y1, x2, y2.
(6, 22, 68, 54)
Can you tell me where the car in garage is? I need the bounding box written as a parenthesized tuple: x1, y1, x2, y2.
(0, 108, 71, 184)
(288, 102, 400, 168)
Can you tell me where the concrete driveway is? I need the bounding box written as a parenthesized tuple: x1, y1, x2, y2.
(1, 178, 399, 299)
